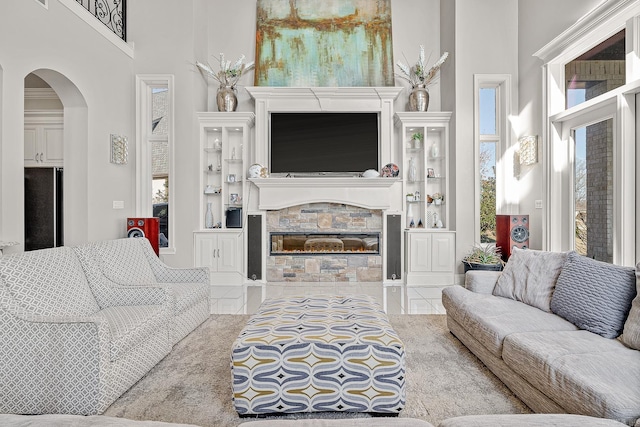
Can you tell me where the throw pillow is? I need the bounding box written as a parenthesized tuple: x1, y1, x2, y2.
(493, 247, 567, 312)
(621, 264, 640, 350)
(550, 251, 637, 339)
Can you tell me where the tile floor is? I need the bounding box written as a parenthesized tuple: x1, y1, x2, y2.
(210, 282, 452, 315)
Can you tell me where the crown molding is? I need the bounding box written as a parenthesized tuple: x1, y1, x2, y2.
(534, 0, 640, 63)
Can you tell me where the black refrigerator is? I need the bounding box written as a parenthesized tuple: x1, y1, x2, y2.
(24, 167, 63, 251)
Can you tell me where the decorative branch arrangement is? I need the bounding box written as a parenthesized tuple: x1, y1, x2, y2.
(396, 46, 449, 88)
(196, 53, 255, 89)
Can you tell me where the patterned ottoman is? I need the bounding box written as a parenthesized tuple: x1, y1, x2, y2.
(231, 295, 406, 415)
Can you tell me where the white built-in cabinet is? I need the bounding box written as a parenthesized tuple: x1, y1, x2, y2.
(395, 112, 456, 286)
(24, 113, 64, 167)
(193, 231, 243, 274)
(404, 230, 456, 285)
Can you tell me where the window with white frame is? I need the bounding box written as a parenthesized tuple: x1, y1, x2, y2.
(475, 76, 510, 244)
(536, 0, 639, 266)
(136, 75, 174, 253)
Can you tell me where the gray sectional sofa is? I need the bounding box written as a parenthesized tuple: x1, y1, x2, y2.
(442, 247, 640, 426)
(0, 239, 209, 415)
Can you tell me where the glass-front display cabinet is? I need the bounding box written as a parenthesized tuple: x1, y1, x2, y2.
(197, 112, 254, 230)
(395, 112, 451, 230)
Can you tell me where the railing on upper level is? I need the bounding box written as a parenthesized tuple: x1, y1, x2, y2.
(75, 0, 126, 41)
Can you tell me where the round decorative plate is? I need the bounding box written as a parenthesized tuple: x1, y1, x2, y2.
(248, 163, 263, 178)
(381, 163, 399, 177)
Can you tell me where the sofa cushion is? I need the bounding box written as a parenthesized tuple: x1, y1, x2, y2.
(438, 414, 628, 427)
(0, 414, 202, 426)
(550, 252, 636, 338)
(442, 286, 577, 358)
(621, 263, 640, 350)
(88, 239, 157, 285)
(502, 330, 640, 424)
(493, 248, 567, 312)
(0, 247, 99, 317)
(96, 304, 168, 361)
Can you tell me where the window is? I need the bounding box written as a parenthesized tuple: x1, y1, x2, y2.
(573, 119, 613, 262)
(475, 76, 510, 245)
(479, 87, 498, 243)
(536, 1, 639, 266)
(136, 75, 174, 253)
(151, 86, 169, 247)
(565, 30, 625, 109)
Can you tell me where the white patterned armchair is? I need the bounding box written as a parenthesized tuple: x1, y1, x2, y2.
(73, 238, 210, 345)
(0, 246, 173, 415)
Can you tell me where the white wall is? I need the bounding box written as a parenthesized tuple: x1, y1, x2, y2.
(0, 0, 135, 250)
(207, 0, 442, 114)
(517, 0, 602, 250)
(443, 0, 519, 276)
(127, 0, 208, 267)
(0, 0, 608, 270)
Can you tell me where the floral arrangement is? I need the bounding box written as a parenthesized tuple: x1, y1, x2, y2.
(431, 192, 444, 201)
(196, 53, 254, 89)
(396, 46, 449, 88)
(412, 132, 423, 141)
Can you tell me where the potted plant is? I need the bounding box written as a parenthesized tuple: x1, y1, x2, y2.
(462, 243, 504, 273)
(411, 132, 423, 149)
(431, 192, 444, 205)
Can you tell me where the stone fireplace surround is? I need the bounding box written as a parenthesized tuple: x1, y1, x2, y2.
(266, 203, 382, 283)
(246, 87, 404, 284)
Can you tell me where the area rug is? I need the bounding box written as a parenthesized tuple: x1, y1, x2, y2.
(103, 315, 531, 426)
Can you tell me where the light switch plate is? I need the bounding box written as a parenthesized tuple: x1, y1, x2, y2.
(113, 200, 124, 209)
(535, 200, 543, 209)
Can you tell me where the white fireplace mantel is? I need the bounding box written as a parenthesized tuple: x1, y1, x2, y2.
(249, 177, 400, 210)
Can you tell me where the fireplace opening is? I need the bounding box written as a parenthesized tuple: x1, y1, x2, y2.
(270, 232, 380, 255)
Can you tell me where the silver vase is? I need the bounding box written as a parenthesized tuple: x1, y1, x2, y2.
(216, 86, 238, 112)
(409, 84, 429, 112)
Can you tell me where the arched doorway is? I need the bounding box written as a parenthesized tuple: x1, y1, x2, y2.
(23, 69, 88, 248)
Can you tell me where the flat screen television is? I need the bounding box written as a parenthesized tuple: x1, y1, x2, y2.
(269, 112, 379, 175)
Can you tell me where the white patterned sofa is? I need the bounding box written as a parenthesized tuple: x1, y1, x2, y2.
(442, 248, 640, 426)
(232, 295, 406, 416)
(73, 238, 210, 344)
(0, 246, 173, 415)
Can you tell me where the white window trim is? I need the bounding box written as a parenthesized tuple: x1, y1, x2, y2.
(473, 74, 514, 242)
(535, 0, 640, 265)
(136, 75, 175, 254)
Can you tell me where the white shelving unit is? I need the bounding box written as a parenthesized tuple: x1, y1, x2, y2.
(195, 112, 255, 293)
(395, 112, 456, 286)
(197, 112, 254, 230)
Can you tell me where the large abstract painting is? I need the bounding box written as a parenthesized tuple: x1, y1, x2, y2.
(255, 0, 394, 87)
